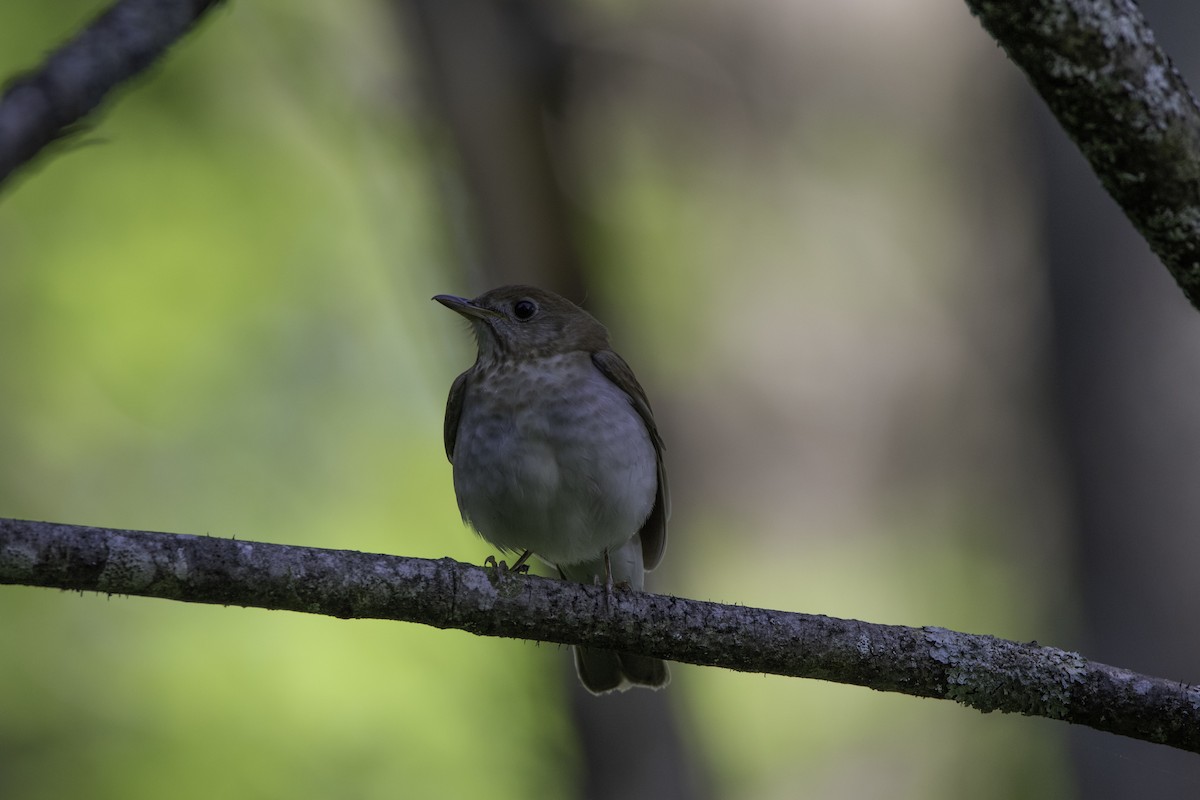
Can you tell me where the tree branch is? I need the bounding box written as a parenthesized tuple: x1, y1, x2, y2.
(2, 517, 1197, 752)
(0, 0, 224, 186)
(964, 0, 1200, 308)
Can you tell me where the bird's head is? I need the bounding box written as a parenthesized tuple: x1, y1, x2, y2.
(434, 285, 610, 362)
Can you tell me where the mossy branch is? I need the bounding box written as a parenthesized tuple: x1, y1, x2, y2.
(965, 0, 1200, 307)
(2, 517, 1198, 752)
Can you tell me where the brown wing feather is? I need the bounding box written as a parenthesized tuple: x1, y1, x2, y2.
(443, 371, 469, 462)
(591, 350, 669, 570)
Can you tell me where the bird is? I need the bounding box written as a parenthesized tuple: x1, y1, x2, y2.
(435, 284, 670, 694)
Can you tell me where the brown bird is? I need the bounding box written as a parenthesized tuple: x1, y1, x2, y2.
(435, 285, 669, 693)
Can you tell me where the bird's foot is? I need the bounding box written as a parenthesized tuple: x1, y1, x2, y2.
(484, 551, 531, 577)
(484, 553, 530, 596)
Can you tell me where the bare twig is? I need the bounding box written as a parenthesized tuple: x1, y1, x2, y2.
(2, 517, 1197, 753)
(0, 0, 224, 185)
(965, 0, 1200, 308)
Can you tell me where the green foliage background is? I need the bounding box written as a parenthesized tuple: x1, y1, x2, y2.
(1, 2, 1074, 798)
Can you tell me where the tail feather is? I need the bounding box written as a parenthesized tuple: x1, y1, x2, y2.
(574, 647, 670, 695)
(561, 535, 669, 695)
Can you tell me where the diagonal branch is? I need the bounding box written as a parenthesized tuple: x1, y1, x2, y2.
(0, 0, 224, 186)
(2, 517, 1198, 752)
(964, 0, 1200, 308)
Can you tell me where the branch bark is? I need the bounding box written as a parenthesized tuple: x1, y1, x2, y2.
(0, 0, 224, 186)
(964, 0, 1200, 308)
(2, 517, 1198, 753)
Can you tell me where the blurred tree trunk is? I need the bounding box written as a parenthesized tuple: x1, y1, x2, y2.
(1040, 1, 1200, 793)
(396, 2, 702, 797)
(401, 0, 585, 299)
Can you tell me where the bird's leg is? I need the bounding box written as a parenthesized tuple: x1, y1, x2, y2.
(509, 549, 532, 574)
(600, 549, 636, 592)
(602, 549, 615, 609)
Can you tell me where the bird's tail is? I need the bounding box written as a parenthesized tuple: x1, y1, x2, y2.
(573, 646, 669, 694)
(559, 535, 670, 695)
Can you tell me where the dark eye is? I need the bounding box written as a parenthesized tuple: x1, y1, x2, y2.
(513, 299, 538, 320)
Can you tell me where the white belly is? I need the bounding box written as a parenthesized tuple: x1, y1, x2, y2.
(451, 353, 657, 567)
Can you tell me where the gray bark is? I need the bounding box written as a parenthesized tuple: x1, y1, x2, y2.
(964, 0, 1200, 308)
(0, 0, 224, 185)
(3, 517, 1198, 754)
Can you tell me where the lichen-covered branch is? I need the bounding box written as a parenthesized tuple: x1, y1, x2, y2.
(964, 0, 1200, 308)
(2, 517, 1197, 752)
(0, 0, 224, 185)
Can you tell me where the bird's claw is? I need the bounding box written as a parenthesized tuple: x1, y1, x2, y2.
(484, 552, 531, 576)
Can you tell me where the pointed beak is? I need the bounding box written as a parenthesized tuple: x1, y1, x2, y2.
(433, 294, 497, 321)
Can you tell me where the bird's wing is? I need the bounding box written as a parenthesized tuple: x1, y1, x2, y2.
(444, 370, 469, 463)
(592, 349, 669, 570)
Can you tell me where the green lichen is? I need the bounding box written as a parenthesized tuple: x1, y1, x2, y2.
(925, 627, 1089, 720)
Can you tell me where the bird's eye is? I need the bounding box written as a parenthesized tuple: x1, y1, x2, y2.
(513, 300, 538, 320)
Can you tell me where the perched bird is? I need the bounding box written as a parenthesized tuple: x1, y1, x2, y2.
(435, 285, 669, 694)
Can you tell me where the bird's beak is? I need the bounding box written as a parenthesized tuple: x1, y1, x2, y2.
(433, 294, 498, 321)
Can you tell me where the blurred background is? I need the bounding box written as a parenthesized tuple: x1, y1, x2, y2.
(3, 1, 1200, 798)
